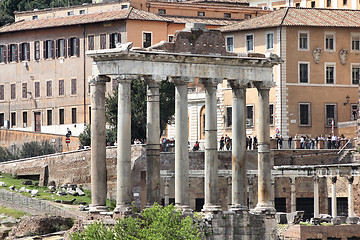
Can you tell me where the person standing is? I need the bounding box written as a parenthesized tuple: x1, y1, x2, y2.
(253, 135, 258, 149)
(248, 136, 253, 150)
(219, 136, 225, 151)
(288, 136, 292, 149)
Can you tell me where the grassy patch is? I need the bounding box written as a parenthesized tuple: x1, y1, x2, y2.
(0, 206, 27, 219)
(0, 172, 114, 209)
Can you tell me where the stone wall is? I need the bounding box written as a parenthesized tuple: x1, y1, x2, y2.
(0, 129, 79, 152)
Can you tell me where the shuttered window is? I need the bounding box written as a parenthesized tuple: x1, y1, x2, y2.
(35, 82, 40, 98)
(22, 82, 27, 99)
(10, 84, 16, 100)
(88, 35, 94, 50)
(56, 39, 66, 58)
(44, 40, 54, 59)
(59, 79, 64, 96)
(100, 34, 106, 49)
(71, 78, 77, 95)
(110, 33, 120, 48)
(9, 44, 18, 62)
(19, 43, 30, 61)
(34, 41, 40, 60)
(46, 80, 52, 97)
(0, 45, 6, 63)
(68, 37, 79, 57)
(0, 85, 4, 100)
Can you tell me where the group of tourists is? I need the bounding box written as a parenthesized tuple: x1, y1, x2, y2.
(285, 134, 348, 149)
(218, 135, 258, 151)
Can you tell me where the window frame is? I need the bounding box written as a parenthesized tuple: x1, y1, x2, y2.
(265, 31, 274, 51)
(0, 45, 6, 63)
(351, 104, 358, 121)
(71, 78, 77, 95)
(11, 112, 16, 127)
(225, 36, 234, 52)
(68, 37, 79, 57)
(351, 33, 360, 52)
(59, 108, 65, 125)
(34, 81, 40, 98)
(245, 34, 254, 52)
(22, 111, 27, 128)
(109, 33, 121, 49)
(100, 33, 107, 49)
(58, 79, 65, 97)
(325, 103, 337, 127)
(269, 103, 274, 126)
(71, 107, 77, 124)
(325, 62, 336, 84)
(0, 85, 4, 101)
(22, 82, 28, 99)
(225, 106, 232, 128)
(34, 41, 40, 61)
(142, 32, 153, 48)
(88, 35, 95, 51)
(158, 9, 166, 14)
(298, 31, 309, 51)
(298, 103, 311, 126)
(43, 40, 55, 59)
(0, 113, 4, 127)
(351, 63, 360, 85)
(324, 32, 336, 52)
(9, 44, 18, 62)
(224, 13, 231, 18)
(56, 38, 67, 58)
(47, 109, 53, 125)
(19, 42, 30, 62)
(298, 62, 310, 84)
(197, 11, 205, 16)
(46, 80, 52, 97)
(246, 104, 254, 128)
(10, 83, 16, 100)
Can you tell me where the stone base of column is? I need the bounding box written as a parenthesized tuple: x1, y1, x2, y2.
(229, 204, 248, 213)
(202, 204, 222, 214)
(175, 204, 193, 215)
(347, 217, 359, 224)
(251, 205, 276, 215)
(310, 218, 321, 225)
(89, 204, 109, 213)
(113, 204, 132, 218)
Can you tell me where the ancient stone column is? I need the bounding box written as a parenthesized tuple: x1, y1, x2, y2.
(331, 176, 337, 218)
(271, 177, 275, 207)
(114, 75, 136, 214)
(313, 176, 320, 218)
(143, 76, 162, 206)
(347, 176, 358, 223)
(89, 75, 110, 213)
(290, 177, 296, 212)
(199, 78, 222, 212)
(248, 177, 254, 209)
(229, 81, 247, 211)
(170, 77, 192, 211)
(227, 177, 232, 210)
(164, 177, 170, 207)
(254, 86, 275, 212)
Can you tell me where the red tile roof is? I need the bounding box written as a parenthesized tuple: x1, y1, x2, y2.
(220, 7, 360, 32)
(163, 15, 242, 26)
(0, 8, 167, 33)
(186, 0, 248, 5)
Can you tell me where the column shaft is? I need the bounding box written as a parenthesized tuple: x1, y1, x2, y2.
(89, 75, 110, 212)
(314, 177, 319, 218)
(255, 87, 274, 211)
(114, 76, 133, 213)
(164, 178, 170, 207)
(248, 178, 254, 209)
(146, 79, 161, 206)
(331, 177, 337, 218)
(348, 177, 354, 218)
(231, 87, 247, 210)
(201, 79, 221, 212)
(290, 177, 296, 212)
(174, 83, 190, 209)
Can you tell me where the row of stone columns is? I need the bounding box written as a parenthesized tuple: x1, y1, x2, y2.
(89, 74, 274, 214)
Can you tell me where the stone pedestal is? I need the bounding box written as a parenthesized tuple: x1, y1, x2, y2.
(89, 75, 111, 213)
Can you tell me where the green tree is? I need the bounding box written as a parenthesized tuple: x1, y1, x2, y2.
(78, 125, 117, 147)
(71, 203, 203, 240)
(19, 141, 55, 159)
(105, 78, 175, 141)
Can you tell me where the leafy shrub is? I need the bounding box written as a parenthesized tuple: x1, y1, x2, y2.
(19, 141, 55, 159)
(78, 125, 117, 147)
(0, 146, 17, 162)
(71, 203, 203, 240)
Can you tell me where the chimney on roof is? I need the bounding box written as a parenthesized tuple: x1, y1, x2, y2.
(184, 23, 207, 31)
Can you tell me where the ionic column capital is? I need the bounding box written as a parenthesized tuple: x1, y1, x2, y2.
(88, 75, 111, 85)
(254, 81, 275, 90)
(169, 76, 194, 85)
(314, 176, 320, 183)
(227, 79, 249, 89)
(348, 176, 354, 184)
(290, 177, 296, 185)
(199, 78, 223, 87)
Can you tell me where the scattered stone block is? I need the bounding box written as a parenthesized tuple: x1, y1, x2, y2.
(8, 186, 15, 191)
(48, 180, 56, 187)
(30, 190, 39, 196)
(56, 190, 67, 196)
(22, 180, 32, 186)
(61, 199, 76, 205)
(319, 214, 332, 223)
(0, 182, 7, 187)
(310, 218, 321, 225)
(286, 211, 304, 224)
(347, 217, 359, 224)
(332, 217, 342, 225)
(48, 186, 55, 191)
(67, 190, 78, 196)
(79, 205, 86, 211)
(76, 188, 85, 196)
(276, 212, 287, 224)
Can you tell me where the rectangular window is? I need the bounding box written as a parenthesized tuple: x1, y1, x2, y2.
(56, 39, 66, 58)
(59, 109, 65, 125)
(325, 64, 335, 84)
(158, 9, 166, 14)
(9, 44, 18, 62)
(226, 36, 234, 52)
(327, 0, 331, 7)
(325, 104, 336, 127)
(59, 79, 64, 96)
(100, 34, 106, 49)
(35, 81, 40, 98)
(0, 45, 6, 63)
(245, 14, 251, 19)
(246, 34, 254, 52)
(47, 109, 52, 125)
(22, 82, 27, 99)
(143, 32, 152, 48)
(34, 41, 40, 60)
(11, 112, 16, 127)
(10, 83, 16, 100)
(269, 104, 274, 126)
(311, 1, 315, 7)
(325, 33, 335, 51)
(295, 3, 300, 7)
(88, 35, 94, 50)
(110, 33, 120, 49)
(72, 108, 77, 124)
(46, 80, 52, 97)
(67, 11, 74, 16)
(44, 40, 54, 59)
(168, 35, 174, 42)
(299, 32, 309, 50)
(352, 65, 360, 84)
(343, 0, 347, 5)
(351, 34, 360, 51)
(266, 32, 274, 50)
(19, 42, 30, 61)
(0, 85, 4, 100)
(79, 10, 85, 14)
(299, 63, 309, 83)
(0, 113, 4, 127)
(246, 105, 254, 128)
(299, 103, 311, 126)
(22, 111, 27, 127)
(68, 37, 79, 57)
(226, 106, 232, 127)
(71, 78, 77, 95)
(197, 11, 205, 16)
(351, 104, 358, 121)
(32, 15, 38, 20)
(224, 13, 231, 18)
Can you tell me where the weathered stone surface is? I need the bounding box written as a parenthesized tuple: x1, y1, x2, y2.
(0, 182, 7, 187)
(30, 190, 39, 196)
(19, 187, 26, 192)
(276, 212, 287, 224)
(56, 190, 67, 196)
(75, 188, 85, 196)
(286, 211, 304, 224)
(8, 186, 15, 191)
(67, 190, 78, 196)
